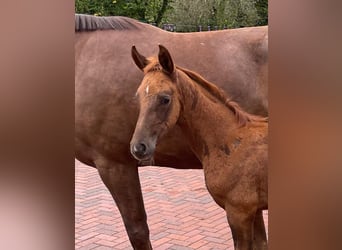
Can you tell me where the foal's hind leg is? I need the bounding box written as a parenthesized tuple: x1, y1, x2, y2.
(253, 210, 267, 250)
(96, 158, 152, 250)
(226, 206, 255, 250)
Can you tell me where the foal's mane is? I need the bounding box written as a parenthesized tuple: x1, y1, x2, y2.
(75, 14, 141, 32)
(145, 58, 268, 126)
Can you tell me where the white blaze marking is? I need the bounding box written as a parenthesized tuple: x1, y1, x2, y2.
(145, 85, 149, 94)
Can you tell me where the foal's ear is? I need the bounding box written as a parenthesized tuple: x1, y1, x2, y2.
(158, 45, 175, 76)
(131, 45, 148, 71)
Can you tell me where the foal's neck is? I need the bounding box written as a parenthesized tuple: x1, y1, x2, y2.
(176, 73, 241, 162)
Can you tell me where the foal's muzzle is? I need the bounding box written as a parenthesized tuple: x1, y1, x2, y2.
(130, 141, 155, 161)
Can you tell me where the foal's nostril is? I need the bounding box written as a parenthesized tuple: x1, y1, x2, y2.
(133, 143, 147, 155)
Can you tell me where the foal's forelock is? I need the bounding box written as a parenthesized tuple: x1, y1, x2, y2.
(143, 58, 162, 74)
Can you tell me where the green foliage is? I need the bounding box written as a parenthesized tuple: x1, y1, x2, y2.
(163, 0, 213, 31)
(75, 0, 172, 26)
(75, 0, 268, 31)
(255, 0, 268, 25)
(75, 0, 117, 16)
(164, 0, 265, 31)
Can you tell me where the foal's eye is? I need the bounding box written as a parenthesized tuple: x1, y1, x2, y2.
(159, 95, 171, 105)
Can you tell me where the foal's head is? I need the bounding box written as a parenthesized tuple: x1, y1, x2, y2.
(130, 45, 182, 162)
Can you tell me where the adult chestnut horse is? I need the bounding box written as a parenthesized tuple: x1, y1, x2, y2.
(75, 14, 268, 249)
(130, 45, 268, 250)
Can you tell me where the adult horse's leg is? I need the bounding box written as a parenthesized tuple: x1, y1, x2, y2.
(96, 159, 152, 250)
(226, 206, 255, 250)
(253, 210, 267, 250)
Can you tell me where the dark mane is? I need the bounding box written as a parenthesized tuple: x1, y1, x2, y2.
(75, 14, 141, 32)
(144, 59, 267, 126)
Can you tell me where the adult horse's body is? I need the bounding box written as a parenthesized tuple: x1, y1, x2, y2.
(130, 45, 268, 250)
(75, 14, 268, 249)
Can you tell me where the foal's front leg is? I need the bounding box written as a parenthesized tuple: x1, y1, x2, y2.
(226, 206, 255, 250)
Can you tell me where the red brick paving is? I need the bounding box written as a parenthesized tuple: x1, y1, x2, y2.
(75, 160, 268, 249)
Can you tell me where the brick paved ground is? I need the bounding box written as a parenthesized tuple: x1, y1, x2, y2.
(75, 160, 268, 250)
